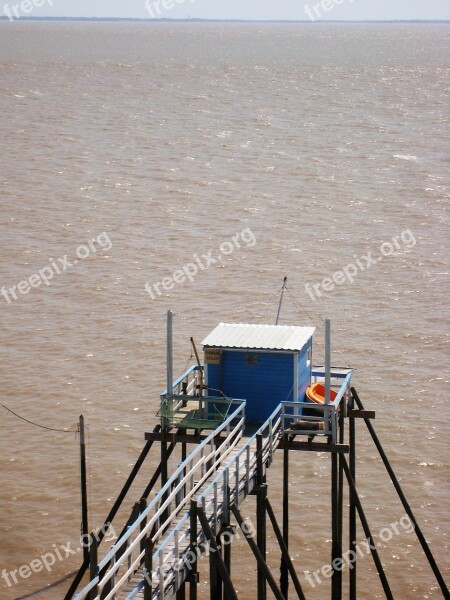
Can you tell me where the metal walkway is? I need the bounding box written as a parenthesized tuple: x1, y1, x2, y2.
(74, 402, 284, 600)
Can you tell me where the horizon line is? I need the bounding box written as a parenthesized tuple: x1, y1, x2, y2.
(1, 16, 449, 23)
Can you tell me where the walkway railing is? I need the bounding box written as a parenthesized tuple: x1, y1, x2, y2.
(281, 371, 352, 443)
(74, 400, 245, 600)
(123, 405, 284, 600)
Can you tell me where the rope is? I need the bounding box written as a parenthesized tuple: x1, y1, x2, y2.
(1, 403, 75, 433)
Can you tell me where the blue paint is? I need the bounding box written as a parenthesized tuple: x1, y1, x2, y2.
(205, 338, 313, 424)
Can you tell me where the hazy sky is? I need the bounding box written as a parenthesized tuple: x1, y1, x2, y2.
(2, 0, 450, 21)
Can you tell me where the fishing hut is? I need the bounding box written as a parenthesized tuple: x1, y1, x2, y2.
(67, 305, 449, 600)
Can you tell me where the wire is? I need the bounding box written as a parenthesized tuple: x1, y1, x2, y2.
(1, 403, 75, 433)
(285, 285, 326, 326)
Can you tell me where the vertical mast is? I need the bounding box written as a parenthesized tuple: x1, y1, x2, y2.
(165, 309, 174, 428)
(325, 318, 331, 404)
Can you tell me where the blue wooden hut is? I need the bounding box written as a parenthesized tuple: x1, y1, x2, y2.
(202, 323, 315, 424)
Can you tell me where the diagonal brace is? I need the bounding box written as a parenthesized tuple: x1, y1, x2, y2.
(264, 498, 307, 600)
(341, 456, 394, 600)
(231, 504, 286, 600)
(196, 508, 239, 600)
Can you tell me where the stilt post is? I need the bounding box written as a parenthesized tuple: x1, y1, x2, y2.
(189, 500, 198, 600)
(280, 446, 289, 597)
(89, 534, 98, 600)
(256, 434, 267, 600)
(331, 451, 340, 600)
(349, 391, 357, 600)
(144, 535, 153, 600)
(342, 456, 394, 600)
(197, 508, 239, 600)
(232, 504, 286, 600)
(79, 415, 89, 564)
(265, 498, 306, 600)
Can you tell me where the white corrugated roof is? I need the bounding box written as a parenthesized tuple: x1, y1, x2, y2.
(202, 323, 315, 352)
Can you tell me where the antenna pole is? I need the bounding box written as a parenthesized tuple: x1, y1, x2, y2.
(167, 309, 174, 407)
(275, 277, 288, 325)
(325, 319, 331, 404)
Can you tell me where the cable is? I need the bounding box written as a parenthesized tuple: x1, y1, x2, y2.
(1, 403, 75, 433)
(285, 285, 326, 326)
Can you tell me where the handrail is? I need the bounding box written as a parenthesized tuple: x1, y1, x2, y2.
(77, 393, 337, 600)
(100, 402, 244, 568)
(100, 422, 245, 597)
(160, 365, 203, 397)
(137, 405, 284, 599)
(198, 404, 283, 507)
(308, 372, 352, 407)
(74, 400, 245, 600)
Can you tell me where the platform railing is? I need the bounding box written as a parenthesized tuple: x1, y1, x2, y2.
(160, 365, 203, 399)
(281, 371, 352, 443)
(73, 400, 245, 600)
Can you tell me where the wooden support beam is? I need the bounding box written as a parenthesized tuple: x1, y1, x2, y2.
(342, 456, 394, 600)
(231, 504, 286, 600)
(349, 393, 357, 600)
(196, 508, 239, 600)
(145, 431, 212, 444)
(65, 426, 162, 600)
(351, 387, 449, 599)
(79, 415, 89, 564)
(256, 435, 267, 600)
(88, 534, 98, 600)
(222, 486, 232, 577)
(279, 440, 349, 453)
(331, 452, 340, 600)
(348, 409, 376, 420)
(140, 498, 147, 555)
(336, 397, 345, 597)
(280, 446, 289, 598)
(144, 536, 153, 600)
(189, 500, 198, 600)
(210, 545, 219, 600)
(214, 530, 224, 600)
(176, 583, 186, 600)
(265, 498, 306, 600)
